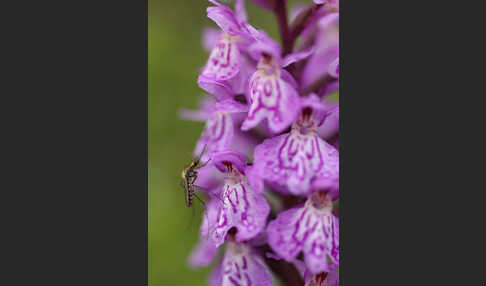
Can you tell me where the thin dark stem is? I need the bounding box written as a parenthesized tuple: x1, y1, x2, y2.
(275, 2, 323, 57)
(288, 4, 323, 50)
(274, 0, 292, 56)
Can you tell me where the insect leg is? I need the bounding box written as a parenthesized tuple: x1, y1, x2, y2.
(194, 185, 225, 205)
(194, 193, 211, 240)
(184, 203, 196, 233)
(190, 173, 197, 185)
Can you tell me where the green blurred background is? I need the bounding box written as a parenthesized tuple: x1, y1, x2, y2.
(149, 1, 304, 285)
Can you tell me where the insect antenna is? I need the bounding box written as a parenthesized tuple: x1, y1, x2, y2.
(194, 144, 209, 165)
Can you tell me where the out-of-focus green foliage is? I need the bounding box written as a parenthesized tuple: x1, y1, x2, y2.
(149, 1, 283, 285)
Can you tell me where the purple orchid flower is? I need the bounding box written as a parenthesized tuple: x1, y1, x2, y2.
(181, 1, 340, 284)
(189, 192, 270, 268)
(207, 151, 271, 247)
(198, 0, 260, 100)
(248, 94, 339, 195)
(180, 97, 254, 162)
(241, 33, 314, 133)
(300, 12, 339, 91)
(209, 240, 273, 286)
(267, 186, 339, 275)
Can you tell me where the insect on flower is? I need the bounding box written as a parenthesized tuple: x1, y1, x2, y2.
(181, 145, 211, 208)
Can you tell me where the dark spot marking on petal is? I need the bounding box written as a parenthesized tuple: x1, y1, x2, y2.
(223, 161, 233, 172)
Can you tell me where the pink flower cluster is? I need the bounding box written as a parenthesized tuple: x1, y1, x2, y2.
(180, 1, 339, 285)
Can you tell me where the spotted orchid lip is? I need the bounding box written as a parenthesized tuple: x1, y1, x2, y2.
(267, 199, 339, 275)
(211, 240, 273, 286)
(250, 125, 339, 196)
(210, 177, 270, 248)
(242, 66, 301, 133)
(203, 33, 242, 81)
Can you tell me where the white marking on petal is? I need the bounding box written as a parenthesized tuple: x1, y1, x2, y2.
(221, 242, 272, 286)
(211, 169, 270, 246)
(267, 195, 339, 275)
(203, 33, 241, 81)
(242, 59, 300, 133)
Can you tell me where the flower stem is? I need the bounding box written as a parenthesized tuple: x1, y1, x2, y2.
(288, 4, 323, 49)
(275, 2, 323, 57)
(274, 0, 292, 56)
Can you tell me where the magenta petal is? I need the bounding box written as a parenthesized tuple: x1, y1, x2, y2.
(198, 74, 234, 101)
(300, 94, 332, 127)
(245, 165, 264, 193)
(211, 170, 270, 247)
(229, 56, 256, 95)
(229, 129, 259, 162)
(252, 130, 339, 195)
(266, 205, 303, 260)
(267, 202, 339, 274)
(195, 164, 225, 191)
(247, 33, 282, 62)
(179, 108, 210, 122)
(301, 47, 338, 89)
(318, 12, 339, 29)
(280, 68, 298, 89)
(195, 111, 235, 161)
(300, 13, 339, 88)
(203, 27, 222, 52)
(179, 95, 216, 122)
(318, 104, 339, 140)
(215, 99, 248, 114)
(203, 34, 242, 81)
(328, 57, 339, 78)
(193, 100, 249, 160)
(220, 242, 273, 286)
(207, 1, 241, 35)
(242, 72, 301, 133)
(188, 237, 218, 267)
(234, 0, 248, 23)
(282, 47, 315, 67)
(212, 150, 247, 175)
